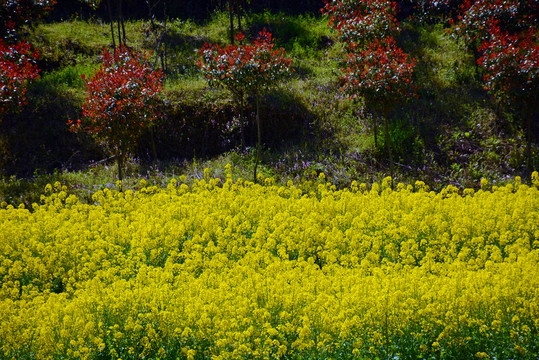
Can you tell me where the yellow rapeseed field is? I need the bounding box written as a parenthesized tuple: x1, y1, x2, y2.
(1, 169, 538, 360)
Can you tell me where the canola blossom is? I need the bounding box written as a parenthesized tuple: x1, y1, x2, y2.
(1, 170, 538, 360)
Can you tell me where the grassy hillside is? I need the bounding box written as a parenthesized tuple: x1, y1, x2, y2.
(0, 11, 536, 206)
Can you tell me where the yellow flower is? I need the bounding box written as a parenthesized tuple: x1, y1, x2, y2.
(1, 173, 537, 359)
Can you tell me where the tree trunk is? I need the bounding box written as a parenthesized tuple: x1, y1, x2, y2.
(150, 126, 158, 160)
(145, 0, 154, 23)
(121, 16, 126, 45)
(229, 0, 235, 44)
(146, 0, 161, 70)
(240, 93, 245, 147)
(524, 100, 535, 175)
(116, 9, 122, 46)
(373, 115, 378, 148)
(254, 94, 261, 183)
(107, 0, 116, 49)
(119, 0, 126, 45)
(383, 109, 394, 185)
(117, 154, 123, 182)
(162, 0, 168, 72)
(237, 2, 242, 34)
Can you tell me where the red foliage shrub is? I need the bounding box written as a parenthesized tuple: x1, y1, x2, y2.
(198, 29, 293, 181)
(198, 29, 293, 99)
(455, 0, 537, 43)
(0, 39, 40, 119)
(69, 46, 164, 179)
(477, 24, 538, 106)
(342, 37, 416, 108)
(321, 0, 399, 45)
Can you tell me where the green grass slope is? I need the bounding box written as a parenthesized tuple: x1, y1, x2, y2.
(0, 11, 536, 206)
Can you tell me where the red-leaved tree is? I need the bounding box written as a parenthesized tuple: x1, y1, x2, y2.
(455, 0, 537, 45)
(477, 24, 538, 171)
(342, 37, 416, 177)
(0, 39, 40, 120)
(454, 0, 538, 171)
(321, 0, 399, 46)
(198, 30, 293, 182)
(322, 0, 416, 179)
(69, 46, 164, 181)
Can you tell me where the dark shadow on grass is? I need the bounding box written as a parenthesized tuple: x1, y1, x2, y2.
(0, 78, 103, 178)
(247, 12, 330, 52)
